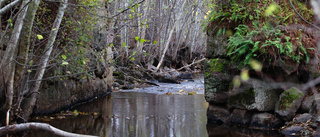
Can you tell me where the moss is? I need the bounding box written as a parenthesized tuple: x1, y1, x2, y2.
(228, 88, 255, 106)
(208, 58, 228, 73)
(278, 88, 304, 110)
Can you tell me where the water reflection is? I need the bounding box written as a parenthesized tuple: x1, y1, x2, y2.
(21, 91, 283, 137)
(29, 92, 208, 137)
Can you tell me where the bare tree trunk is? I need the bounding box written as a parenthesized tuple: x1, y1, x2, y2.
(19, 0, 68, 121)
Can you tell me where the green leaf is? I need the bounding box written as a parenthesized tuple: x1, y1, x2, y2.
(37, 35, 43, 40)
(240, 68, 249, 81)
(27, 69, 32, 73)
(61, 54, 67, 60)
(132, 51, 136, 55)
(30, 60, 33, 65)
(52, 28, 57, 31)
(249, 59, 262, 72)
(61, 61, 69, 65)
(140, 39, 146, 43)
(153, 41, 157, 45)
(135, 36, 139, 41)
(110, 43, 114, 47)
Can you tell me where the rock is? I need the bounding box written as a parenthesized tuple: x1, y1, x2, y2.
(206, 28, 228, 58)
(229, 109, 252, 125)
(315, 126, 320, 137)
(228, 80, 282, 111)
(178, 72, 192, 80)
(294, 113, 312, 124)
(204, 58, 232, 104)
(300, 95, 315, 113)
(250, 112, 283, 129)
(207, 105, 231, 124)
(310, 93, 320, 122)
(281, 125, 304, 136)
(275, 87, 304, 121)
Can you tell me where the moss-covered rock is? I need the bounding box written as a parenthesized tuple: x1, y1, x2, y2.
(228, 80, 281, 111)
(275, 87, 304, 121)
(204, 58, 232, 104)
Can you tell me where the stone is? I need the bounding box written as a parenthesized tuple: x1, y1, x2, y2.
(294, 113, 312, 124)
(300, 95, 315, 113)
(229, 109, 252, 125)
(275, 87, 304, 121)
(250, 112, 283, 129)
(310, 93, 320, 122)
(204, 58, 232, 104)
(228, 80, 282, 111)
(281, 125, 304, 136)
(206, 29, 228, 58)
(207, 105, 231, 124)
(315, 126, 320, 137)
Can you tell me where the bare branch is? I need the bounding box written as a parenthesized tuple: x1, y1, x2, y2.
(0, 0, 21, 15)
(0, 122, 98, 137)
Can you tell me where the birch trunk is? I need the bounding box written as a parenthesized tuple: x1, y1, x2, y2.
(19, 0, 68, 121)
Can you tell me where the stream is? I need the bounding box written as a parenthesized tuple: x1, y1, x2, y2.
(20, 77, 283, 137)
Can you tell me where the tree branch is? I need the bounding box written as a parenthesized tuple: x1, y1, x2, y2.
(0, 0, 22, 15)
(0, 122, 98, 137)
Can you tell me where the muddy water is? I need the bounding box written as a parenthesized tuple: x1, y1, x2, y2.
(23, 78, 283, 137)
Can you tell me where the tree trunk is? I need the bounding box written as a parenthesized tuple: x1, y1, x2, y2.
(0, 0, 30, 124)
(14, 0, 40, 108)
(155, 0, 187, 71)
(19, 0, 68, 122)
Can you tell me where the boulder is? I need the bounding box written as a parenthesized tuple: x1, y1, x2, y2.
(300, 95, 316, 113)
(250, 112, 283, 129)
(281, 125, 305, 136)
(229, 109, 252, 125)
(294, 113, 312, 124)
(228, 80, 281, 111)
(204, 58, 232, 104)
(275, 87, 304, 121)
(310, 93, 320, 122)
(207, 105, 231, 124)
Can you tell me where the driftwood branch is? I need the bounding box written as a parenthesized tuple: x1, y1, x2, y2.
(177, 58, 206, 71)
(0, 122, 98, 137)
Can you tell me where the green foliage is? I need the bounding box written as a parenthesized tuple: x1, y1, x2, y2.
(227, 22, 309, 67)
(204, 0, 314, 68)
